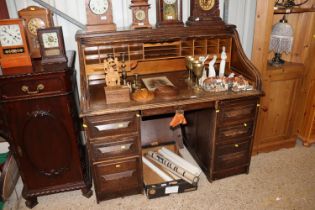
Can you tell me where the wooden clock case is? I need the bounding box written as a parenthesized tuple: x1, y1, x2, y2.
(85, 0, 116, 32)
(156, 0, 183, 27)
(37, 26, 68, 65)
(130, 0, 152, 29)
(186, 0, 224, 26)
(0, 19, 32, 72)
(18, 6, 54, 58)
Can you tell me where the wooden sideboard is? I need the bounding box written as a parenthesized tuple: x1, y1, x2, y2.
(0, 52, 92, 208)
(76, 24, 263, 202)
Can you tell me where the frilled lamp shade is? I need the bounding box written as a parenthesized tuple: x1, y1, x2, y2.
(269, 15, 294, 66)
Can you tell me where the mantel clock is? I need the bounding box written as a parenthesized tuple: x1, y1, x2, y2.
(0, 19, 32, 71)
(156, 0, 183, 27)
(85, 0, 116, 32)
(130, 0, 152, 29)
(18, 6, 54, 58)
(37, 26, 67, 65)
(186, 0, 223, 26)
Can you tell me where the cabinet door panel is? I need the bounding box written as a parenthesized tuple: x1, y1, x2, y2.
(23, 110, 72, 176)
(255, 78, 299, 146)
(5, 96, 83, 190)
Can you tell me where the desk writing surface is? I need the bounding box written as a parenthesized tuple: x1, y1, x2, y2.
(82, 71, 262, 117)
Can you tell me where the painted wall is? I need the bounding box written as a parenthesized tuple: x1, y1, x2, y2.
(5, 0, 256, 85)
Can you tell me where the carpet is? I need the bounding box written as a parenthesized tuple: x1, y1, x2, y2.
(4, 142, 315, 210)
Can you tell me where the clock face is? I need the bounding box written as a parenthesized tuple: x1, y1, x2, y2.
(0, 24, 23, 47)
(163, 4, 177, 20)
(135, 9, 146, 21)
(42, 32, 59, 48)
(89, 0, 109, 15)
(27, 18, 46, 36)
(163, 0, 176, 4)
(199, 0, 215, 11)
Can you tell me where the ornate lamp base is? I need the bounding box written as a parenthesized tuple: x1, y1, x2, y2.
(269, 53, 285, 67)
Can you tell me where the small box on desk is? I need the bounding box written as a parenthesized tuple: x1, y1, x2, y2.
(142, 143, 198, 199)
(104, 85, 130, 104)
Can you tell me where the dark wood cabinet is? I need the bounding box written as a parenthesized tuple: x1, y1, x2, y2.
(0, 52, 92, 208)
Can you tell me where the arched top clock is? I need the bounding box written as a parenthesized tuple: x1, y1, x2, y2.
(85, 0, 116, 32)
(187, 0, 224, 26)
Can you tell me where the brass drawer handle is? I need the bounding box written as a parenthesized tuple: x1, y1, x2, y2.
(21, 84, 45, 94)
(234, 144, 239, 148)
(243, 123, 248, 127)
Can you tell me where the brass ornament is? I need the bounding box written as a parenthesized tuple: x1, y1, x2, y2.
(199, 0, 215, 11)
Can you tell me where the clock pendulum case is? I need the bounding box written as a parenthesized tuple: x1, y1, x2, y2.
(186, 0, 224, 26)
(156, 0, 183, 27)
(130, 0, 152, 29)
(85, 0, 116, 32)
(18, 6, 54, 59)
(0, 19, 32, 71)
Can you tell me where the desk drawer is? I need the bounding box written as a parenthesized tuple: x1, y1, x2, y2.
(215, 140, 250, 156)
(0, 75, 69, 100)
(141, 101, 213, 117)
(216, 121, 254, 142)
(85, 112, 139, 139)
(214, 151, 250, 171)
(218, 98, 258, 126)
(90, 135, 140, 161)
(212, 166, 248, 180)
(94, 158, 142, 199)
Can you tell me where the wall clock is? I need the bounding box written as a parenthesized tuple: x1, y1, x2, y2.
(186, 0, 223, 26)
(37, 26, 67, 65)
(85, 0, 116, 32)
(156, 0, 183, 27)
(130, 0, 152, 29)
(18, 6, 54, 58)
(0, 19, 32, 71)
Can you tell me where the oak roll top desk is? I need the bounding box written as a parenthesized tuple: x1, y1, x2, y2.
(76, 24, 263, 202)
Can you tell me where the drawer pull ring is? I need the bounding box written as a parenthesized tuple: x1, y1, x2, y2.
(21, 84, 45, 94)
(234, 144, 239, 148)
(243, 123, 248, 127)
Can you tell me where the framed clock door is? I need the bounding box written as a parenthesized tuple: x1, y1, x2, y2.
(4, 96, 84, 190)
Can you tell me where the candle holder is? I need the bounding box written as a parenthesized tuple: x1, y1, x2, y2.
(192, 61, 204, 91)
(185, 56, 195, 84)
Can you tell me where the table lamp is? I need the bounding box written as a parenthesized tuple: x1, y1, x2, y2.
(269, 15, 294, 66)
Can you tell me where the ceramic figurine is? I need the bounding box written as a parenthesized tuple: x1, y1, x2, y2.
(199, 55, 209, 85)
(209, 55, 217, 77)
(219, 47, 227, 77)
